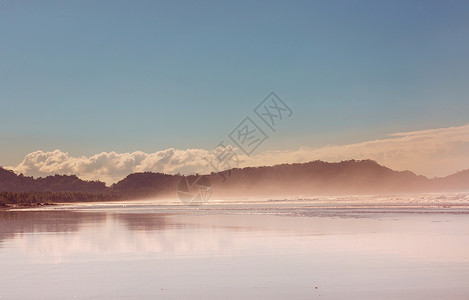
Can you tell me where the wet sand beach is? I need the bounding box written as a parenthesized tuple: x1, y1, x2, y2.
(1, 194, 469, 299)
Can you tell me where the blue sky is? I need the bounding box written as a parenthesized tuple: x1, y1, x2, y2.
(1, 0, 469, 177)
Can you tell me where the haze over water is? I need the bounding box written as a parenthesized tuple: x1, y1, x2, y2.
(1, 194, 469, 299)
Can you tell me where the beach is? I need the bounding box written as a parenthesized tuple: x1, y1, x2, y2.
(1, 194, 469, 299)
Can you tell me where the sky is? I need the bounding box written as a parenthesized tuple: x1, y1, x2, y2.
(1, 0, 469, 183)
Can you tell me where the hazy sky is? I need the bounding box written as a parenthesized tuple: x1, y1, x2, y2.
(1, 0, 469, 181)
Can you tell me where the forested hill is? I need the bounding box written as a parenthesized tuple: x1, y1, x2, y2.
(1, 160, 469, 199)
(0, 167, 106, 193)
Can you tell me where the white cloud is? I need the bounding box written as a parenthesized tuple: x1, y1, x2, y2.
(11, 148, 215, 184)
(10, 124, 469, 184)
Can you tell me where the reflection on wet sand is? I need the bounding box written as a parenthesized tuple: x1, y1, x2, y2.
(0, 211, 106, 246)
(1, 207, 469, 299)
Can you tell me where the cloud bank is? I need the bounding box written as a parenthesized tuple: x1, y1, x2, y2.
(10, 123, 469, 184)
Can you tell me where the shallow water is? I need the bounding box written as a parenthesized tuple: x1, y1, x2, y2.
(1, 196, 469, 299)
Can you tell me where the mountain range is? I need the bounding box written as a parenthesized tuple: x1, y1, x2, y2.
(1, 160, 468, 198)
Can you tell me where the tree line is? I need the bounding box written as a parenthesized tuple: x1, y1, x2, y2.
(0, 191, 122, 207)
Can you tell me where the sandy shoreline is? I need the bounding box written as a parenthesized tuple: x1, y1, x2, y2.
(2, 196, 469, 299)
